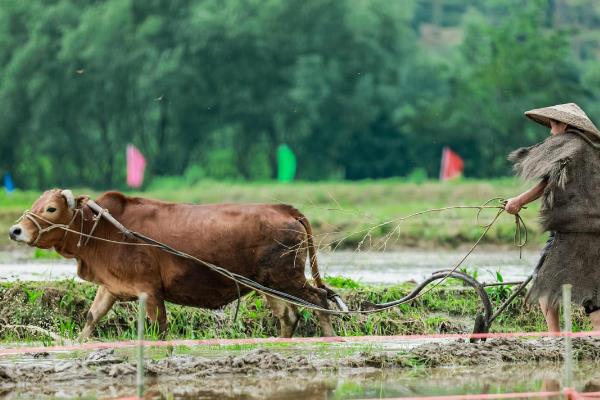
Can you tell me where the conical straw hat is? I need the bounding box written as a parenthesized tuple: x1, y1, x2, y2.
(524, 103, 600, 138)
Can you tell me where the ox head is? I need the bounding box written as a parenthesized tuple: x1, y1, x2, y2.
(9, 189, 82, 249)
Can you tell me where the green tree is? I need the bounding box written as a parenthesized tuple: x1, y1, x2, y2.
(440, 1, 584, 177)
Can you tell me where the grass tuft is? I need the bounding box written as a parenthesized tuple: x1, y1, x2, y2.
(0, 278, 590, 343)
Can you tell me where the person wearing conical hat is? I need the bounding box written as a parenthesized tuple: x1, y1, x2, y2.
(505, 103, 600, 332)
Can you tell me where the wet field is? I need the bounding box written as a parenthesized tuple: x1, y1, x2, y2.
(1, 247, 585, 400)
(0, 248, 539, 283)
(1, 339, 600, 399)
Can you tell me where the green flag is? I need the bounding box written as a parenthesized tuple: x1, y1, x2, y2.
(277, 144, 296, 182)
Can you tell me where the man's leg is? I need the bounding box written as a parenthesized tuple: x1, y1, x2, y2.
(539, 296, 560, 332)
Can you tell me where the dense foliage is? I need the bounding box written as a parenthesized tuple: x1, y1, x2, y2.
(1, 0, 598, 189)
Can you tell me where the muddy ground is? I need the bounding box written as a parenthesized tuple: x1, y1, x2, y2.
(1, 337, 600, 399)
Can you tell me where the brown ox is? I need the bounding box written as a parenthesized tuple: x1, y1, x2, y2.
(8, 189, 338, 339)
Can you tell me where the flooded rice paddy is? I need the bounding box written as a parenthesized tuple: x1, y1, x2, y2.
(0, 338, 600, 399)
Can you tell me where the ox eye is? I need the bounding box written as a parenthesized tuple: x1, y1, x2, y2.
(46, 207, 57, 213)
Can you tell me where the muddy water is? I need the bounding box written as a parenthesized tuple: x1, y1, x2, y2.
(319, 248, 538, 283)
(1, 338, 600, 399)
(1, 364, 589, 399)
(0, 248, 538, 283)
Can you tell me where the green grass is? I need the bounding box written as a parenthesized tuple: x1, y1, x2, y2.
(33, 248, 62, 260)
(0, 277, 590, 343)
(0, 178, 546, 250)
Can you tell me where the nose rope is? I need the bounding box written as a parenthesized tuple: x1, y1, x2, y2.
(21, 208, 90, 249)
(18, 211, 159, 248)
(23, 212, 72, 247)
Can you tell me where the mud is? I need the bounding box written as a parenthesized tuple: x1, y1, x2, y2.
(347, 337, 600, 368)
(0, 348, 320, 384)
(1, 337, 600, 398)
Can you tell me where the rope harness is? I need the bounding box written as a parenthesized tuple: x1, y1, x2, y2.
(16, 198, 527, 316)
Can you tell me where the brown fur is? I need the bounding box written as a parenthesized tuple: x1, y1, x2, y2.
(14, 190, 336, 338)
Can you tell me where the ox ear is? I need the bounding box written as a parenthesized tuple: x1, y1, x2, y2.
(61, 190, 76, 210)
(75, 195, 89, 208)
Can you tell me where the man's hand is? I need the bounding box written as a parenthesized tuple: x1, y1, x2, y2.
(504, 197, 522, 215)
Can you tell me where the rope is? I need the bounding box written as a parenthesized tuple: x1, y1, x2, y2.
(302, 202, 514, 253)
(370, 208, 504, 311)
(17, 198, 525, 315)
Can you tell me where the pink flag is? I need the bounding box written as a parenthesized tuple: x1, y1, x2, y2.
(126, 144, 146, 188)
(439, 146, 464, 181)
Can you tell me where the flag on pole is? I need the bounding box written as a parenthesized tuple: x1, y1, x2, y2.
(439, 146, 464, 181)
(277, 144, 297, 183)
(3, 172, 14, 193)
(126, 144, 146, 188)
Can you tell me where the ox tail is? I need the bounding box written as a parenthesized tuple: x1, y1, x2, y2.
(294, 210, 349, 312)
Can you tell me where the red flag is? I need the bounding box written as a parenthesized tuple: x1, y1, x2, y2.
(439, 146, 464, 180)
(126, 144, 146, 188)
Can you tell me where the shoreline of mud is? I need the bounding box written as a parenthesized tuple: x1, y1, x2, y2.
(1, 337, 600, 398)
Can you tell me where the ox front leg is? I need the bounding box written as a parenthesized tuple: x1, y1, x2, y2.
(78, 285, 116, 341)
(265, 296, 299, 338)
(145, 295, 168, 340)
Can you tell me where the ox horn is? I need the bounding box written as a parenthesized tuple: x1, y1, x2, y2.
(61, 189, 76, 209)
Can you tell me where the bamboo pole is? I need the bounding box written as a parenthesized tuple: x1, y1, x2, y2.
(137, 293, 147, 399)
(562, 284, 573, 390)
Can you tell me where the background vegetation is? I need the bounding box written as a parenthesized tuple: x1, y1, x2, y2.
(2, 0, 600, 189)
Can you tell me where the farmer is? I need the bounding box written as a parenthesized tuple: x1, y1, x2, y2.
(504, 103, 600, 332)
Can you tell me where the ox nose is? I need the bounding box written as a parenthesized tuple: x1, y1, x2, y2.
(9, 225, 22, 240)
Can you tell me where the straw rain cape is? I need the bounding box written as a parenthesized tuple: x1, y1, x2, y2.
(509, 130, 600, 309)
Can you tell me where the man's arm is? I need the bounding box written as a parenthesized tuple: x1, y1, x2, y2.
(505, 179, 547, 215)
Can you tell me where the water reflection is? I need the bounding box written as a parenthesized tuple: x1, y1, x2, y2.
(138, 365, 600, 400)
(5, 363, 597, 399)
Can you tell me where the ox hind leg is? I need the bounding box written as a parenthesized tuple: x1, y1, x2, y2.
(145, 295, 168, 340)
(78, 285, 116, 341)
(265, 296, 299, 338)
(286, 285, 335, 337)
(145, 295, 173, 356)
(312, 289, 336, 337)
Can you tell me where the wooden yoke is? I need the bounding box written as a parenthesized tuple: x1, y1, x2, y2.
(86, 199, 136, 240)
